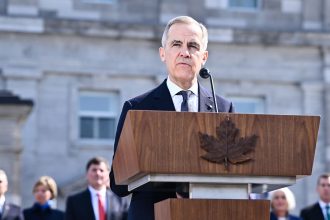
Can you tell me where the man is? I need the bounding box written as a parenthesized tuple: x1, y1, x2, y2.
(65, 157, 128, 220)
(300, 174, 330, 220)
(110, 16, 234, 220)
(0, 169, 24, 220)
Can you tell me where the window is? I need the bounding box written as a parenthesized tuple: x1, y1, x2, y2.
(79, 91, 118, 141)
(229, 96, 265, 114)
(228, 0, 259, 9)
(81, 0, 114, 4)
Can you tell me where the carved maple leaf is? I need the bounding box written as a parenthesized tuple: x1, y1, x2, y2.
(199, 119, 258, 170)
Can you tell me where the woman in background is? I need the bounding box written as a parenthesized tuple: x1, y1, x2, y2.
(23, 176, 64, 220)
(270, 187, 302, 220)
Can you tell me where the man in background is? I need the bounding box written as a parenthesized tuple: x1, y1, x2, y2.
(0, 169, 24, 220)
(300, 174, 330, 220)
(65, 157, 128, 220)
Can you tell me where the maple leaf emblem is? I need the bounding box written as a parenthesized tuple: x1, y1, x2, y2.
(199, 119, 258, 170)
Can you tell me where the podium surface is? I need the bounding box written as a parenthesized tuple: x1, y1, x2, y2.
(112, 110, 320, 219)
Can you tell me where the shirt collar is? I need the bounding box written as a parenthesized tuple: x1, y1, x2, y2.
(166, 77, 198, 97)
(0, 196, 5, 210)
(319, 200, 330, 209)
(88, 185, 107, 198)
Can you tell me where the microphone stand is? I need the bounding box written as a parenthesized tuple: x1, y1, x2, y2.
(209, 74, 218, 113)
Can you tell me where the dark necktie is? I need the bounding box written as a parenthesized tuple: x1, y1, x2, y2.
(326, 205, 330, 220)
(178, 91, 189, 112)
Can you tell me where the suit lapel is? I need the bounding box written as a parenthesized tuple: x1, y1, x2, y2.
(151, 80, 176, 111)
(1, 202, 10, 219)
(315, 203, 325, 220)
(84, 189, 96, 220)
(199, 84, 214, 112)
(106, 191, 111, 220)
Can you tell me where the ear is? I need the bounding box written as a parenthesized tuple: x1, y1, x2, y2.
(159, 47, 165, 62)
(201, 50, 208, 65)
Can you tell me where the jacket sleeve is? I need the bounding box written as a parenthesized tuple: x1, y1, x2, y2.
(110, 101, 133, 197)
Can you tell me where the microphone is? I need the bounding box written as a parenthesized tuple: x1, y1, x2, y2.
(199, 67, 218, 113)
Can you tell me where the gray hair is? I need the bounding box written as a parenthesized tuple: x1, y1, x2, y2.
(161, 16, 208, 51)
(269, 187, 296, 211)
(0, 169, 7, 180)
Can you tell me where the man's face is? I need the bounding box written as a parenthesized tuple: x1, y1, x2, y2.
(317, 177, 330, 203)
(0, 173, 8, 196)
(159, 22, 208, 89)
(86, 162, 109, 190)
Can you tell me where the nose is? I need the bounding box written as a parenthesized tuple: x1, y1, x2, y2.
(179, 46, 190, 57)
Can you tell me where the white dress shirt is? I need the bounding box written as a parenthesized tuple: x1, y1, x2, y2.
(88, 186, 107, 220)
(0, 195, 5, 213)
(166, 77, 198, 112)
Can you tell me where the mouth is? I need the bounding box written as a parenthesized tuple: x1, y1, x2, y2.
(177, 62, 191, 67)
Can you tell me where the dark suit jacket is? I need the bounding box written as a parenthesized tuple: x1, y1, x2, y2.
(65, 189, 125, 220)
(23, 203, 64, 220)
(300, 202, 325, 220)
(110, 79, 234, 220)
(1, 202, 24, 220)
(270, 212, 302, 220)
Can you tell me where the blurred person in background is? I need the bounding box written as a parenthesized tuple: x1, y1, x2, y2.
(269, 187, 301, 220)
(23, 176, 64, 220)
(0, 169, 24, 220)
(65, 156, 128, 220)
(300, 174, 330, 220)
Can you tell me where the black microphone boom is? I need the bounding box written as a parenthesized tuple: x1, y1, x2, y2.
(199, 67, 218, 113)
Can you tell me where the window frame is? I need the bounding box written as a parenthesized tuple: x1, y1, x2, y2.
(227, 0, 261, 11)
(77, 90, 119, 145)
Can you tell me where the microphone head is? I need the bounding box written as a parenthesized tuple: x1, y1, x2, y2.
(199, 68, 210, 79)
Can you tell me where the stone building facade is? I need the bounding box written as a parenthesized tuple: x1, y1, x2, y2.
(0, 0, 329, 214)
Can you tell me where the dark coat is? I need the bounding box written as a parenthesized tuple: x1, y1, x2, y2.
(270, 211, 302, 220)
(300, 202, 325, 220)
(110, 79, 234, 220)
(23, 203, 64, 220)
(65, 189, 125, 220)
(1, 202, 24, 220)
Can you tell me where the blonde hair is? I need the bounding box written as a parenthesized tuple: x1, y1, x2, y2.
(161, 16, 208, 51)
(33, 176, 58, 200)
(269, 187, 296, 211)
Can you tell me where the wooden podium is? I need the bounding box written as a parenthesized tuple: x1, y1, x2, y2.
(113, 110, 320, 220)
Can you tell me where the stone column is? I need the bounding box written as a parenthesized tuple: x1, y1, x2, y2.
(323, 46, 330, 170)
(0, 90, 33, 205)
(299, 81, 324, 207)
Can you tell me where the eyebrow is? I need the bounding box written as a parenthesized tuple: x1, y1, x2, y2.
(188, 42, 200, 49)
(170, 40, 182, 46)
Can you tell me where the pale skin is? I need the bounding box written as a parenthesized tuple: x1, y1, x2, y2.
(159, 22, 208, 90)
(86, 162, 109, 190)
(34, 185, 52, 205)
(317, 177, 330, 203)
(271, 190, 289, 217)
(0, 173, 8, 197)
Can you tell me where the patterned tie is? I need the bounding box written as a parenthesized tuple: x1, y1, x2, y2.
(178, 91, 189, 112)
(97, 193, 106, 220)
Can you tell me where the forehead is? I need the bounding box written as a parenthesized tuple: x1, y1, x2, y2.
(167, 23, 203, 43)
(274, 190, 285, 196)
(319, 177, 330, 184)
(0, 173, 7, 181)
(88, 162, 108, 171)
